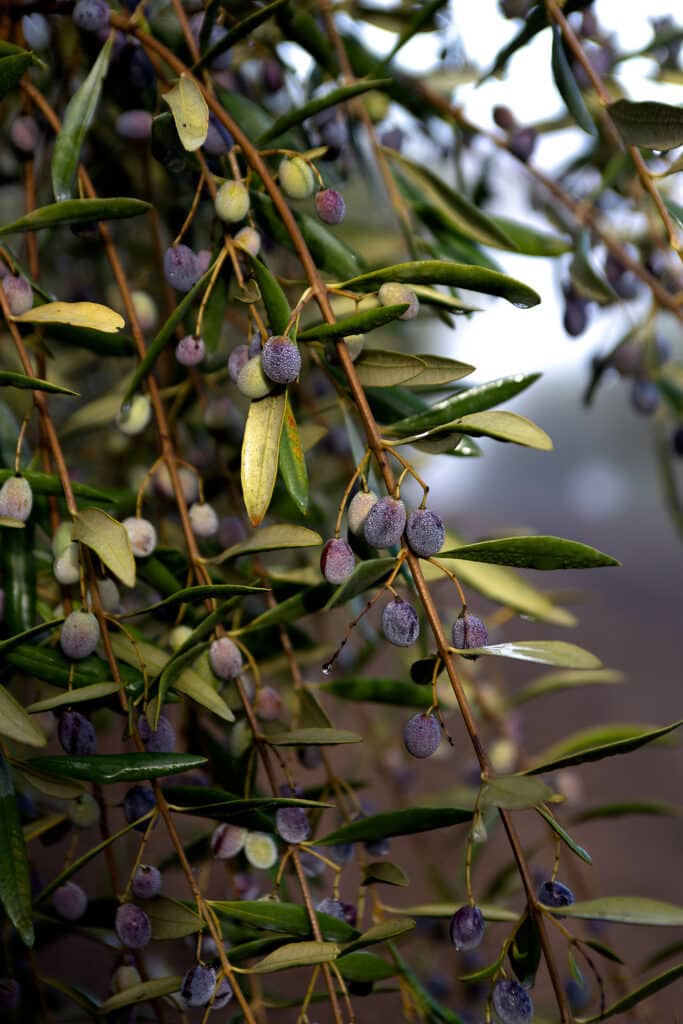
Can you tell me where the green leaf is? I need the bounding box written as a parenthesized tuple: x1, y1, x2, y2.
(344, 917, 416, 952)
(570, 229, 618, 304)
(536, 806, 592, 865)
(236, 583, 331, 634)
(608, 98, 683, 151)
(33, 815, 165, 904)
(338, 260, 540, 308)
(361, 861, 409, 887)
(279, 393, 309, 515)
(486, 217, 572, 257)
(249, 256, 291, 335)
(122, 261, 215, 406)
(509, 912, 541, 988)
(45, 322, 136, 357)
(252, 191, 362, 279)
(146, 896, 203, 939)
(403, 354, 475, 388)
(480, 775, 556, 811)
(443, 410, 553, 450)
(573, 800, 681, 823)
(210, 522, 322, 564)
(0, 753, 34, 945)
(584, 938, 624, 966)
(428, 556, 576, 627)
(557, 897, 683, 927)
(317, 806, 473, 846)
(71, 507, 135, 588)
(551, 26, 597, 135)
(460, 949, 506, 983)
(242, 392, 288, 527)
(51, 33, 113, 201)
(664, 197, 683, 230)
(440, 535, 619, 569)
(249, 940, 340, 973)
(0, 198, 151, 238)
(97, 975, 182, 1014)
(258, 78, 391, 144)
(194, 0, 289, 71)
(17, 766, 86, 801)
(383, 373, 542, 437)
(163, 785, 329, 822)
(26, 681, 122, 713)
(0, 684, 47, 746)
(387, 902, 517, 923)
(298, 304, 409, 342)
(321, 678, 432, 709)
(385, 149, 518, 250)
(582, 962, 683, 1022)
(210, 899, 357, 942)
(24, 752, 208, 784)
(266, 728, 362, 746)
(354, 349, 427, 387)
(325, 556, 396, 609)
(483, 0, 591, 79)
(122, 583, 266, 618)
(512, 668, 625, 706)
(0, 371, 78, 396)
(453, 640, 601, 669)
(527, 720, 683, 775)
(0, 52, 33, 98)
(337, 951, 396, 981)
(165, 653, 235, 725)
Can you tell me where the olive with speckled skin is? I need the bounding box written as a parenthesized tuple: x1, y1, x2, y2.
(403, 713, 441, 759)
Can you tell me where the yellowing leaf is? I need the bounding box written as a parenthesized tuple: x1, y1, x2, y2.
(12, 301, 125, 334)
(71, 507, 135, 588)
(241, 393, 287, 527)
(163, 74, 209, 152)
(0, 685, 47, 747)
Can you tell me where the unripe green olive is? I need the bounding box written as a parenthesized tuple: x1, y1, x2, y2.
(215, 179, 250, 223)
(279, 156, 316, 200)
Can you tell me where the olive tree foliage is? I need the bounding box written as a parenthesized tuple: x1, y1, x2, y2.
(0, 0, 682, 1021)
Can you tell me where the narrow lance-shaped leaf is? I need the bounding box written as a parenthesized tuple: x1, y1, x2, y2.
(439, 535, 620, 570)
(384, 149, 519, 250)
(71, 507, 136, 588)
(383, 373, 542, 437)
(583, 962, 683, 1023)
(0, 752, 34, 945)
(338, 260, 540, 309)
(554, 897, 683, 927)
(512, 668, 625, 706)
(241, 392, 288, 526)
(278, 393, 309, 515)
(551, 25, 597, 136)
(317, 806, 473, 846)
(97, 976, 183, 1015)
(0, 198, 152, 238)
(322, 678, 434, 709)
(480, 775, 557, 811)
(248, 255, 291, 335)
(210, 899, 357, 942)
(257, 78, 391, 144)
(536, 806, 592, 865)
(122, 260, 216, 406)
(266, 728, 362, 746)
(194, 0, 289, 71)
(52, 33, 113, 201)
(452, 641, 601, 669)
(0, 52, 33, 99)
(570, 229, 617, 304)
(208, 523, 322, 565)
(608, 98, 683, 151)
(0, 371, 78, 396)
(298, 303, 409, 341)
(527, 719, 683, 775)
(0, 684, 47, 747)
(24, 752, 208, 784)
(353, 349, 427, 388)
(248, 940, 340, 973)
(12, 301, 125, 333)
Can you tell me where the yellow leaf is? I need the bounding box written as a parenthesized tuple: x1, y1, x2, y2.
(12, 301, 125, 333)
(241, 392, 287, 526)
(163, 74, 209, 152)
(0, 685, 47, 747)
(71, 507, 136, 588)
